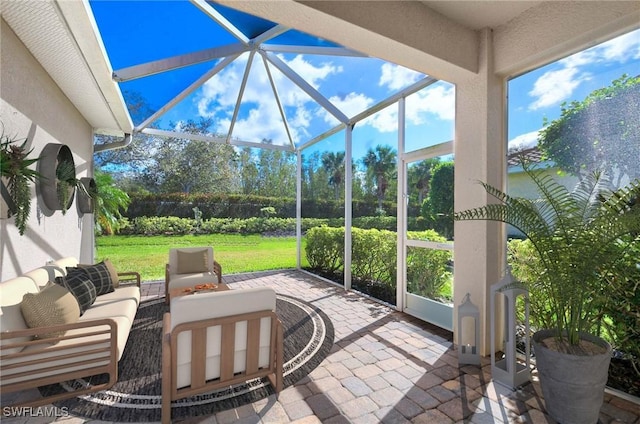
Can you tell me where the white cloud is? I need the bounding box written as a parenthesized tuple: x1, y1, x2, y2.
(409, 84, 455, 121)
(379, 63, 423, 91)
(363, 106, 398, 133)
(284, 54, 342, 90)
(528, 67, 590, 110)
(197, 55, 247, 118)
(195, 53, 343, 144)
(600, 30, 640, 62)
(528, 29, 639, 110)
(508, 129, 540, 151)
(324, 92, 374, 123)
(359, 83, 455, 133)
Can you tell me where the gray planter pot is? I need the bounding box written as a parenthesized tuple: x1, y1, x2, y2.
(77, 177, 95, 214)
(533, 329, 612, 424)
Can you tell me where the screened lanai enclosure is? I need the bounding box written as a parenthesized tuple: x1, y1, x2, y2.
(2, 0, 638, 356)
(89, 1, 458, 330)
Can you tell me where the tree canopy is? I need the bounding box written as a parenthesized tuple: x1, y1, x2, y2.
(538, 75, 640, 184)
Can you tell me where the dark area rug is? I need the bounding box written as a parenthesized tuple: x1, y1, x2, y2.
(40, 293, 334, 422)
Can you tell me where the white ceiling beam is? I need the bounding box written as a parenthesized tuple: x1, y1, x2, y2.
(142, 128, 227, 143)
(252, 24, 289, 45)
(227, 50, 256, 143)
(402, 140, 454, 163)
(493, 1, 640, 77)
(189, 0, 249, 44)
(214, 0, 478, 79)
(113, 43, 248, 82)
(263, 44, 367, 57)
(265, 51, 349, 124)
(259, 51, 295, 150)
(134, 54, 242, 132)
(140, 128, 294, 151)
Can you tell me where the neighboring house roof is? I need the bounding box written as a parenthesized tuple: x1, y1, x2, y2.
(507, 146, 545, 168)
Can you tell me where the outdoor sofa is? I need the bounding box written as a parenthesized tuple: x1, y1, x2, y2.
(0, 257, 140, 407)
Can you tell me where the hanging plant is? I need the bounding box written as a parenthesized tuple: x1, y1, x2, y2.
(55, 158, 78, 214)
(0, 129, 42, 235)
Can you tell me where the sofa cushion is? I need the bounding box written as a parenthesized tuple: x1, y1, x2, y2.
(20, 283, 80, 340)
(0, 276, 41, 355)
(176, 249, 209, 274)
(73, 261, 115, 295)
(56, 270, 97, 315)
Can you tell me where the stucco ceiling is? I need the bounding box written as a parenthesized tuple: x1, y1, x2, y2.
(420, 1, 542, 30)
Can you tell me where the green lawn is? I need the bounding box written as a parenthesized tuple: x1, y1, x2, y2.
(96, 234, 307, 282)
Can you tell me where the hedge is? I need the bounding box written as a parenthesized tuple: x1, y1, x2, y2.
(305, 226, 452, 304)
(126, 193, 397, 219)
(113, 215, 430, 235)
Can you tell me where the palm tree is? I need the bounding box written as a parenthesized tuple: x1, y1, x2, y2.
(94, 170, 130, 235)
(408, 158, 440, 205)
(321, 151, 345, 200)
(362, 145, 397, 210)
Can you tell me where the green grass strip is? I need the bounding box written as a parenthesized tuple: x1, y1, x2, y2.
(97, 234, 307, 282)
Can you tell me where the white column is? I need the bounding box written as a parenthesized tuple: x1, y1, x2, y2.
(296, 150, 302, 269)
(344, 125, 353, 290)
(396, 98, 406, 312)
(453, 28, 506, 356)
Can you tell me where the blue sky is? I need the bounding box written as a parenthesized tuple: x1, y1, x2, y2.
(508, 29, 640, 151)
(90, 1, 639, 161)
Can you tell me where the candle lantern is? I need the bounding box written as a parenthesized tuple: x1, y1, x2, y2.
(490, 267, 530, 388)
(457, 293, 480, 365)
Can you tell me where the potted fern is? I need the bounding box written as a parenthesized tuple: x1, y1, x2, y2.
(454, 163, 640, 424)
(1, 129, 42, 235)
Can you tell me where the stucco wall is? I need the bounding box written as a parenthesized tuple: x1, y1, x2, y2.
(1, 20, 94, 281)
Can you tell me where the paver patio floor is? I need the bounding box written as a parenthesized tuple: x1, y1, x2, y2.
(4, 270, 639, 423)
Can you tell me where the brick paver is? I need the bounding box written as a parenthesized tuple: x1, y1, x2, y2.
(6, 270, 639, 424)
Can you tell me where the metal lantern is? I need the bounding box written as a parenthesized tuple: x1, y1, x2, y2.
(490, 267, 530, 388)
(457, 293, 481, 365)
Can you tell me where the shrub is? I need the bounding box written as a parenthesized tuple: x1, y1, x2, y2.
(305, 226, 452, 304)
(406, 230, 452, 302)
(126, 216, 195, 235)
(508, 239, 556, 330)
(305, 226, 344, 272)
(351, 228, 397, 285)
(598, 238, 640, 377)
